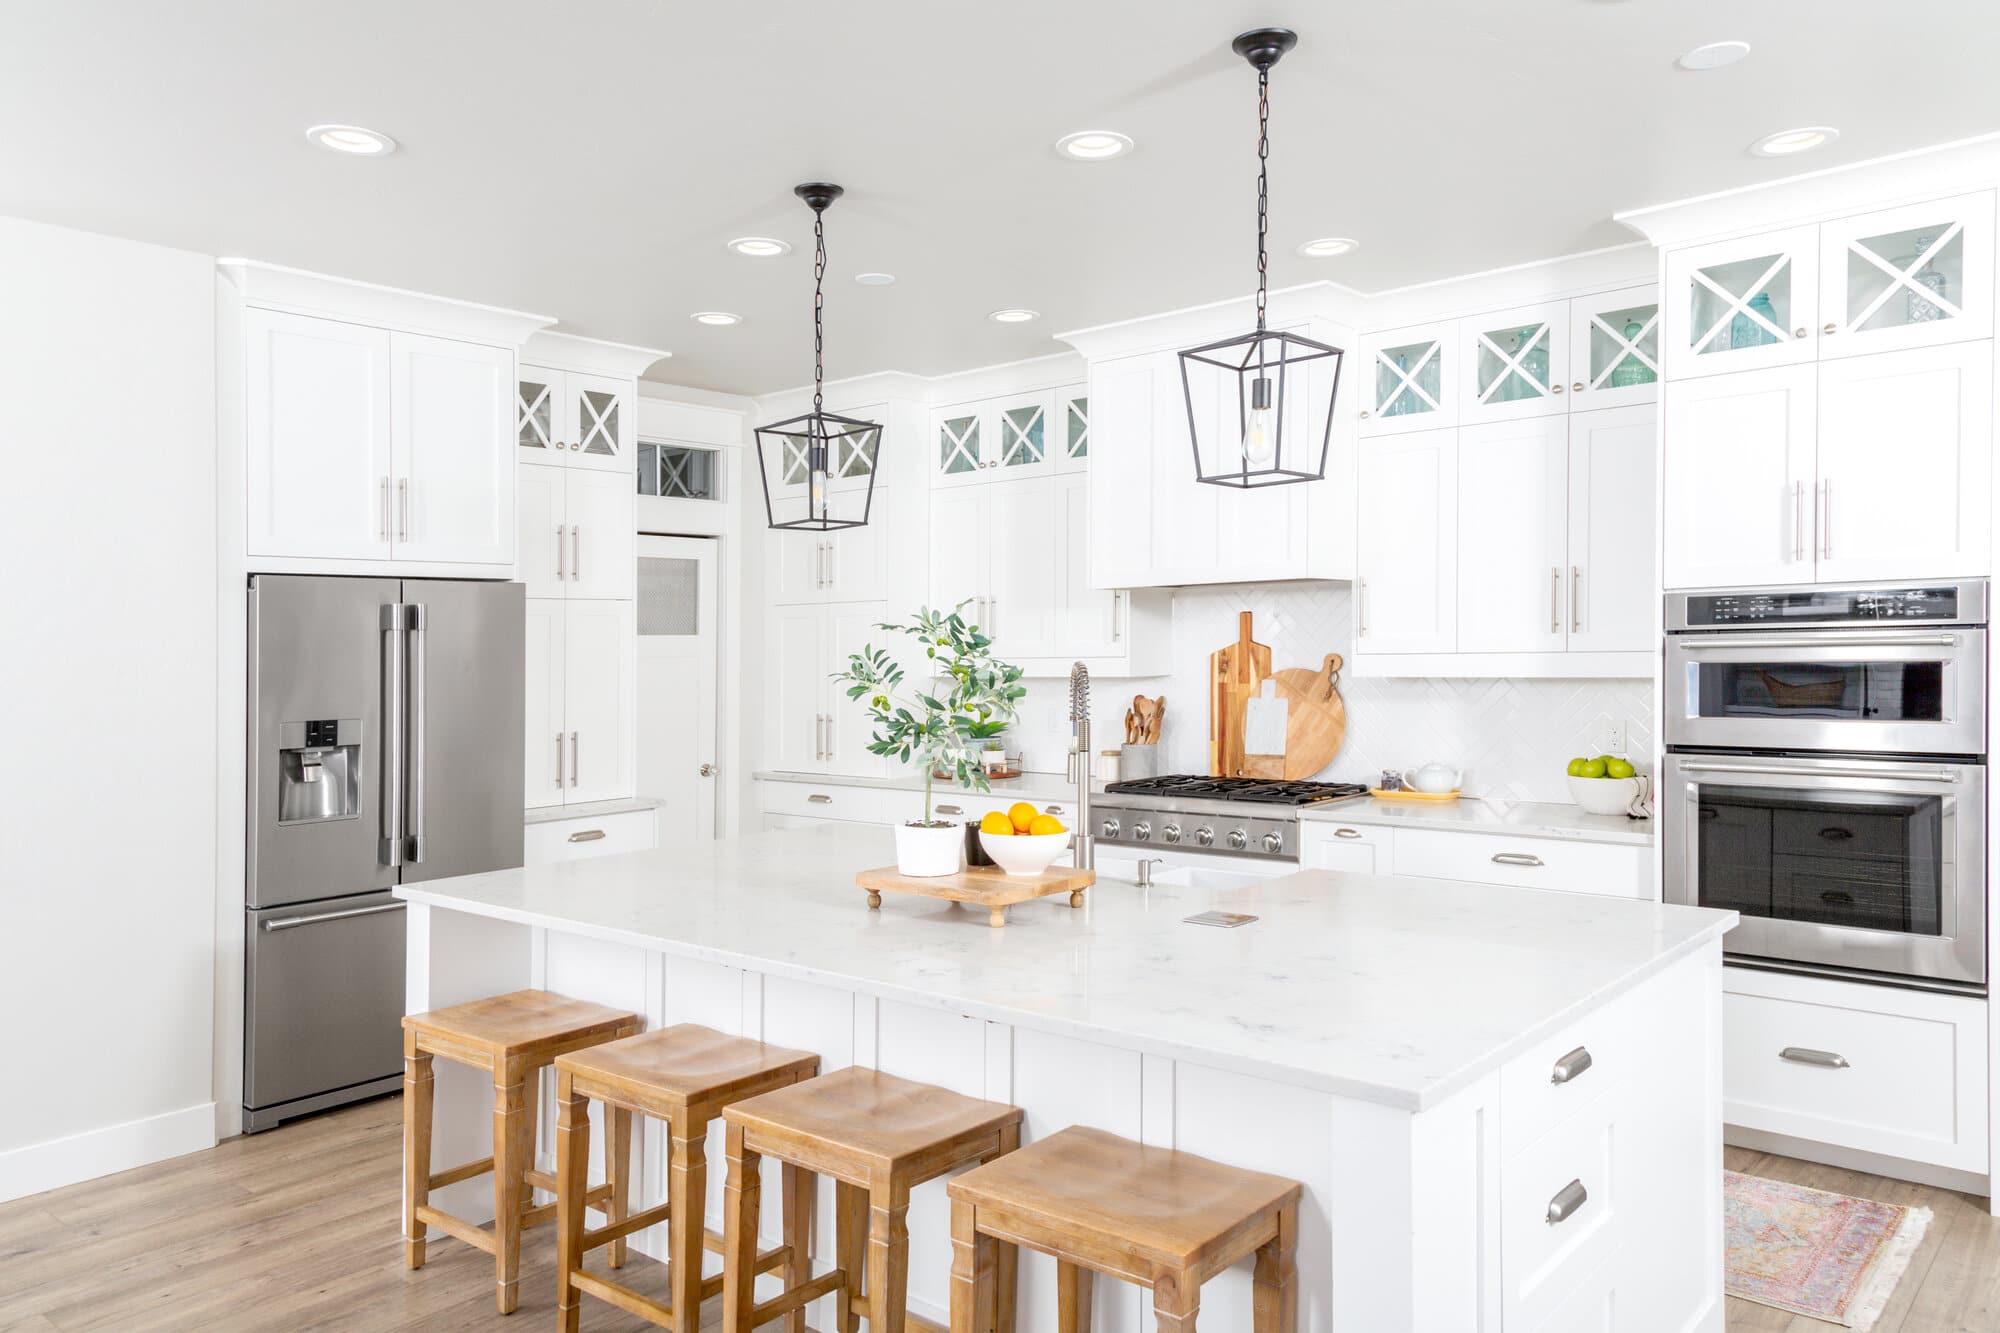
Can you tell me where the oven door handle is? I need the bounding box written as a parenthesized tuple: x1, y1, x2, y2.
(1674, 631, 1961, 650)
(1677, 760, 1961, 784)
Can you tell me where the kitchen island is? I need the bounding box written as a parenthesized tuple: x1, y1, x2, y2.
(398, 825, 1733, 1333)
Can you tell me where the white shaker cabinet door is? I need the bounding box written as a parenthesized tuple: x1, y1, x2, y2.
(562, 599, 635, 805)
(825, 606, 890, 779)
(1084, 357, 1160, 588)
(523, 598, 566, 808)
(517, 464, 565, 598)
(987, 476, 1061, 661)
(245, 309, 394, 560)
(1354, 429, 1457, 654)
(1056, 473, 1121, 657)
(768, 604, 827, 774)
(1662, 366, 1817, 590)
(928, 488, 990, 624)
(1567, 405, 1657, 652)
(389, 332, 514, 565)
(1456, 417, 1568, 653)
(565, 466, 636, 600)
(1814, 342, 1992, 583)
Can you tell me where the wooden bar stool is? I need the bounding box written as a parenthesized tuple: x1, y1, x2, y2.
(945, 1126, 1302, 1333)
(401, 989, 641, 1314)
(552, 1024, 821, 1333)
(720, 1065, 1024, 1333)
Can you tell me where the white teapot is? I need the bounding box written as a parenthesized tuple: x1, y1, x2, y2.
(1401, 762, 1462, 794)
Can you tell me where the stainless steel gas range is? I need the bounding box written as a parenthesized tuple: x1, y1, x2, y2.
(1094, 776, 1369, 877)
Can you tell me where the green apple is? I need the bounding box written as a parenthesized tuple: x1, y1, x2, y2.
(1566, 757, 1589, 777)
(1605, 758, 1636, 780)
(1578, 758, 1608, 779)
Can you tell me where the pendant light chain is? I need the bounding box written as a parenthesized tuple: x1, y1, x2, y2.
(812, 206, 827, 414)
(1254, 63, 1270, 334)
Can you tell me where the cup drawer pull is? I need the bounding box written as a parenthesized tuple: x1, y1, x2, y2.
(1550, 1046, 1593, 1085)
(1779, 1046, 1850, 1069)
(567, 829, 606, 843)
(1334, 827, 1363, 839)
(807, 794, 834, 805)
(1492, 852, 1545, 867)
(935, 804, 965, 815)
(1545, 1179, 1588, 1226)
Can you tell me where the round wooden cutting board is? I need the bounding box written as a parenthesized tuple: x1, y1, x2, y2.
(1267, 653, 1347, 780)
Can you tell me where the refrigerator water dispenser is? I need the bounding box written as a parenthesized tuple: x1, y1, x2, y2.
(276, 718, 360, 823)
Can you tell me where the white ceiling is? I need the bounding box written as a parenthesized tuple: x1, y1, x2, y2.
(6, 1, 1998, 395)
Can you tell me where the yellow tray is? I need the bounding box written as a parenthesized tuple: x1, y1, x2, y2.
(1369, 787, 1461, 803)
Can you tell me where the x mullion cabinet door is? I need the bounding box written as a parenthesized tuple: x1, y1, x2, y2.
(1358, 321, 1457, 436)
(1053, 384, 1090, 475)
(1817, 192, 1995, 358)
(1664, 226, 1820, 379)
(990, 389, 1056, 478)
(1460, 302, 1569, 424)
(517, 365, 564, 460)
(1567, 285, 1661, 410)
(931, 403, 988, 488)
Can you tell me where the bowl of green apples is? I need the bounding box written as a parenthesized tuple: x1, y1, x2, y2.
(1566, 754, 1640, 815)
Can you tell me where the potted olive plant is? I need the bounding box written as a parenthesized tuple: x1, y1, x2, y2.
(836, 604, 1026, 876)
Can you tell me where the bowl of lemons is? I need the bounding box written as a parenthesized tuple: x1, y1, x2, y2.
(978, 802, 1072, 877)
(1566, 754, 1641, 815)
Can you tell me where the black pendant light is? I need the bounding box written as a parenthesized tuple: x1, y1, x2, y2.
(1178, 28, 1344, 489)
(756, 182, 881, 530)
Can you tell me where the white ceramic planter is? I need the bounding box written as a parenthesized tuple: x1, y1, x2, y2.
(894, 821, 964, 877)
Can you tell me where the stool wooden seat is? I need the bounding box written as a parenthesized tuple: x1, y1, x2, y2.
(721, 1065, 1024, 1333)
(401, 989, 640, 1314)
(552, 1024, 820, 1333)
(945, 1126, 1302, 1333)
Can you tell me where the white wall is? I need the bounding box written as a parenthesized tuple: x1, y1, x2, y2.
(0, 218, 218, 1199)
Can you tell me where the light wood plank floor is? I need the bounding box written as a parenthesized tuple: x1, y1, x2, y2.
(2, 1096, 1995, 1330)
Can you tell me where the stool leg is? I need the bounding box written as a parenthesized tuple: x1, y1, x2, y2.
(992, 1123, 1019, 1333)
(1252, 1201, 1298, 1333)
(555, 1070, 591, 1333)
(835, 1179, 867, 1333)
(494, 1056, 531, 1315)
(948, 1196, 995, 1333)
(1151, 1270, 1200, 1333)
(867, 1182, 911, 1333)
(1057, 1262, 1094, 1333)
(781, 1162, 814, 1333)
(671, 1117, 708, 1333)
(607, 1104, 634, 1269)
(401, 1035, 433, 1270)
(722, 1122, 762, 1333)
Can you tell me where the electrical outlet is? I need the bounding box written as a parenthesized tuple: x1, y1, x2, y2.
(1589, 715, 1627, 755)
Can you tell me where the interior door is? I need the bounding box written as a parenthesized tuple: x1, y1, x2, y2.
(524, 598, 565, 808)
(636, 536, 720, 842)
(1457, 417, 1568, 652)
(1813, 342, 1993, 583)
(1567, 405, 1657, 652)
(390, 332, 514, 564)
(1354, 429, 1457, 655)
(518, 463, 565, 598)
(562, 599, 635, 805)
(1662, 365, 1818, 590)
(566, 467, 637, 600)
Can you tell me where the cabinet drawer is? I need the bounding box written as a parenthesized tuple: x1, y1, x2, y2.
(1299, 821, 1386, 874)
(1530, 1248, 1620, 1333)
(524, 809, 656, 865)
(761, 781, 886, 824)
(931, 792, 1073, 826)
(1500, 988, 1635, 1158)
(1501, 1088, 1623, 1331)
(1392, 829, 1649, 898)
(1724, 973, 1988, 1171)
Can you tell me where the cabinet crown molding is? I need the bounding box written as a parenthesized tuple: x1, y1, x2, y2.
(522, 329, 671, 379)
(1057, 282, 1361, 361)
(219, 258, 555, 347)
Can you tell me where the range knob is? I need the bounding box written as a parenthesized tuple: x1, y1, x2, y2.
(1162, 822, 1183, 844)
(1132, 821, 1152, 841)
(1194, 826, 1215, 847)
(1100, 818, 1120, 839)
(1227, 828, 1248, 851)
(1263, 831, 1285, 855)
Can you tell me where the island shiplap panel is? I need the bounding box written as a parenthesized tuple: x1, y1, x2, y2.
(875, 999, 988, 1324)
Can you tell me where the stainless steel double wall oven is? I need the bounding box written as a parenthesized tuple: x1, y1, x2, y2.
(1663, 580, 1987, 991)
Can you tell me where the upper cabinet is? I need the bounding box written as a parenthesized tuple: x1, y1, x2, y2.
(1461, 302, 1569, 423)
(1567, 285, 1661, 410)
(1664, 225, 1821, 378)
(1358, 321, 1456, 434)
(930, 386, 1087, 487)
(517, 367, 637, 473)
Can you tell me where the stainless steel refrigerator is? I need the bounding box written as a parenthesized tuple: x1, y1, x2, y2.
(245, 575, 523, 1132)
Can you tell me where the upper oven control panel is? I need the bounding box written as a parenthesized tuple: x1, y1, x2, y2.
(1668, 580, 1987, 631)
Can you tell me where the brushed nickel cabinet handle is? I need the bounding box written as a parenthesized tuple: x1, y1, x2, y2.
(1793, 481, 1806, 562)
(1571, 381, 1585, 392)
(264, 901, 406, 931)
(1112, 589, 1124, 642)
(1571, 566, 1582, 633)
(1550, 1046, 1594, 1085)
(397, 478, 409, 542)
(1492, 852, 1545, 867)
(554, 733, 564, 788)
(1551, 383, 1565, 395)
(1823, 322, 1838, 335)
(569, 731, 578, 787)
(567, 829, 606, 843)
(1359, 409, 1372, 419)
(1820, 480, 1832, 559)
(807, 793, 834, 805)
(1780, 1046, 1850, 1069)
(1546, 1179, 1588, 1226)
(380, 477, 392, 542)
(1044, 805, 1065, 815)
(1794, 327, 1808, 339)
(1357, 578, 1368, 636)
(555, 524, 566, 581)
(1551, 567, 1561, 634)
(1334, 827, 1362, 839)
(935, 804, 964, 815)
(571, 525, 581, 582)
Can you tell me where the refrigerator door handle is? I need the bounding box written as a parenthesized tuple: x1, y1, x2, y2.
(262, 901, 408, 931)
(405, 603, 428, 864)
(379, 603, 407, 867)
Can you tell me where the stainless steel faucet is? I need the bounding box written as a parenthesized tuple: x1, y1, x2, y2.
(1069, 661, 1093, 871)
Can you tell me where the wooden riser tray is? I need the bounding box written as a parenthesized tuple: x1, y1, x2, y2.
(856, 863, 1094, 928)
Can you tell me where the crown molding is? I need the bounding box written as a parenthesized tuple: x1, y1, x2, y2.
(522, 329, 671, 378)
(217, 259, 554, 347)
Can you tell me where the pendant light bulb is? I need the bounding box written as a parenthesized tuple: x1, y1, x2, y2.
(1240, 377, 1277, 466)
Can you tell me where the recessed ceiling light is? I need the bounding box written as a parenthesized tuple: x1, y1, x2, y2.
(854, 272, 897, 286)
(1297, 237, 1358, 258)
(690, 311, 741, 326)
(1677, 40, 1750, 71)
(1751, 126, 1839, 157)
(727, 236, 791, 257)
(988, 308, 1039, 324)
(1055, 130, 1134, 161)
(306, 124, 397, 156)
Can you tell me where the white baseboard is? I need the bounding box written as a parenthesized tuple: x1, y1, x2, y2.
(0, 1102, 217, 1203)
(1726, 1123, 1992, 1200)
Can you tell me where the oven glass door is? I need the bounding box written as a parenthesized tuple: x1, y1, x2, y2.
(1664, 629, 1984, 754)
(1666, 754, 1984, 985)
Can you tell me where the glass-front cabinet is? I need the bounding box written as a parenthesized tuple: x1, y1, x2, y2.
(516, 366, 635, 473)
(1817, 192, 1995, 357)
(930, 386, 1087, 486)
(1663, 225, 1820, 379)
(1568, 284, 1661, 409)
(1358, 321, 1455, 436)
(1058, 385, 1089, 472)
(1460, 301, 1568, 423)
(932, 404, 986, 488)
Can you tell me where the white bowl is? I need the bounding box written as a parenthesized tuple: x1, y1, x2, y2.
(979, 830, 1071, 877)
(1568, 774, 1640, 815)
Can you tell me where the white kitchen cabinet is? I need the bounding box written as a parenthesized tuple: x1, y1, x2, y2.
(1358, 321, 1456, 435)
(1054, 384, 1090, 474)
(1817, 192, 1994, 357)
(1566, 405, 1657, 653)
(1393, 829, 1651, 899)
(1662, 365, 1818, 589)
(765, 602, 890, 779)
(516, 462, 634, 599)
(524, 598, 636, 808)
(1460, 301, 1568, 424)
(1298, 821, 1385, 874)
(1664, 225, 1821, 379)
(1354, 429, 1457, 655)
(390, 332, 514, 565)
(986, 476, 1060, 659)
(1566, 284, 1661, 410)
(517, 365, 637, 474)
(770, 508, 889, 605)
(518, 464, 565, 599)
(524, 808, 658, 865)
(930, 388, 1075, 488)
(1053, 473, 1127, 659)
(1813, 341, 1992, 582)
(1457, 418, 1568, 653)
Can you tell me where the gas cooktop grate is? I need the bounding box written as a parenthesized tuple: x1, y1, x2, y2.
(1101, 775, 1369, 806)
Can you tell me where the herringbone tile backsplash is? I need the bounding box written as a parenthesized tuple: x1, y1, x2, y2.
(1015, 581, 1654, 802)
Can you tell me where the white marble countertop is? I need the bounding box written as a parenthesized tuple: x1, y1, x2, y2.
(1299, 796, 1654, 846)
(754, 769, 1094, 804)
(398, 825, 1728, 1111)
(525, 795, 665, 825)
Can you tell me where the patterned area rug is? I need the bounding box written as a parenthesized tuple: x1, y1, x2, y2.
(1725, 1170, 1932, 1329)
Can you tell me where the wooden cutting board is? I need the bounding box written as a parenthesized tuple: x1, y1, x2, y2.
(1267, 653, 1348, 779)
(1209, 611, 1274, 778)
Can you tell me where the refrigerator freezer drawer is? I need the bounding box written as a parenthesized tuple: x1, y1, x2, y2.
(244, 892, 407, 1117)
